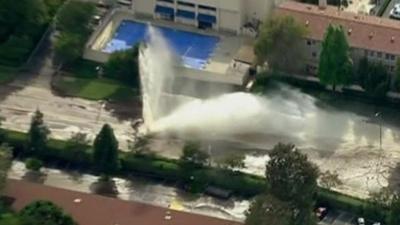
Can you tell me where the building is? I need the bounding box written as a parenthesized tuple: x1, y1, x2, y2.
(132, 0, 275, 34)
(4, 179, 241, 225)
(276, 1, 400, 76)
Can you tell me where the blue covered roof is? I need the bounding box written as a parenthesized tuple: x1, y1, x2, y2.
(176, 10, 195, 19)
(197, 14, 216, 23)
(155, 5, 174, 15)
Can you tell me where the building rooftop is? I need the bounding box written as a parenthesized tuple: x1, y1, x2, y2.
(276, 1, 400, 55)
(4, 179, 241, 225)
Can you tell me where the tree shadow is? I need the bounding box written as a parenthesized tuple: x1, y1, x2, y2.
(89, 178, 119, 198)
(22, 171, 47, 184)
(103, 98, 142, 122)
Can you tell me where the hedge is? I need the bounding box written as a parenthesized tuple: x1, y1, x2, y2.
(0, 129, 389, 220)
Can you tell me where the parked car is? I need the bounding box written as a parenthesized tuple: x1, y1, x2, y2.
(357, 217, 365, 225)
(390, 4, 400, 19)
(315, 207, 328, 220)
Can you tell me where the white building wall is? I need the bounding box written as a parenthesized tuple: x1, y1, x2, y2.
(245, 0, 274, 22)
(219, 10, 241, 33)
(134, 0, 154, 16)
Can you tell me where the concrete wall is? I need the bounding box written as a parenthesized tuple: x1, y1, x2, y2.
(219, 9, 241, 33)
(134, 0, 154, 16)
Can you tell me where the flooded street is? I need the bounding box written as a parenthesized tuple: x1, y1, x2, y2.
(8, 161, 249, 222)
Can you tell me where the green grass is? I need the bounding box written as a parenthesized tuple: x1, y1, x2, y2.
(0, 66, 17, 84)
(55, 76, 138, 101)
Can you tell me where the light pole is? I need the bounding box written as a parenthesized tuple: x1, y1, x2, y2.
(375, 112, 382, 151)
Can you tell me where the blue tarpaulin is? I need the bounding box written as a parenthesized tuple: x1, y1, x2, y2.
(176, 10, 195, 19)
(197, 14, 216, 23)
(155, 5, 174, 15)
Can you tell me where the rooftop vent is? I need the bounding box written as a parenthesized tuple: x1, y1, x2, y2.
(369, 32, 374, 39)
(305, 20, 310, 26)
(391, 36, 395, 43)
(73, 198, 82, 203)
(348, 28, 352, 35)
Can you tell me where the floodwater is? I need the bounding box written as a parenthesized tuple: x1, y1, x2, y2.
(148, 84, 400, 199)
(8, 161, 249, 222)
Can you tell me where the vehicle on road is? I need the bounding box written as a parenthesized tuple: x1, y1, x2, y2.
(390, 4, 400, 19)
(357, 217, 365, 225)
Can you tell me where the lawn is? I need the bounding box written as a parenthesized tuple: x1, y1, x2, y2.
(0, 66, 17, 84)
(54, 76, 138, 101)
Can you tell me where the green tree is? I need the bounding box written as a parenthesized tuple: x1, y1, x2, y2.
(319, 170, 342, 189)
(25, 158, 43, 172)
(318, 24, 353, 90)
(54, 33, 83, 65)
(389, 194, 400, 225)
(254, 15, 307, 72)
(55, 0, 95, 35)
(93, 124, 119, 178)
(19, 201, 77, 225)
(28, 110, 50, 153)
(130, 134, 151, 156)
(219, 154, 246, 170)
(104, 46, 140, 87)
(266, 143, 319, 225)
(0, 144, 12, 192)
(180, 141, 209, 167)
(357, 58, 390, 99)
(245, 194, 292, 225)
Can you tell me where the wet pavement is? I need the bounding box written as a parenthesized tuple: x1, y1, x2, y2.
(8, 161, 249, 222)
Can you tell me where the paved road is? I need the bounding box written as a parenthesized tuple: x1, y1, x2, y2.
(0, 53, 139, 150)
(383, 0, 397, 18)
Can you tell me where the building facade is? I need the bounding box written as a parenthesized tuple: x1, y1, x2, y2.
(132, 0, 274, 34)
(276, 1, 400, 76)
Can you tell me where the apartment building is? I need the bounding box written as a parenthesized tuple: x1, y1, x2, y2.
(132, 0, 274, 34)
(276, 1, 400, 75)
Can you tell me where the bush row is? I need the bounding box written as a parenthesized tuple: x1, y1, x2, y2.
(0, 129, 387, 218)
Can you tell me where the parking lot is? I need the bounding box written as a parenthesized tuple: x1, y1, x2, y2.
(319, 211, 382, 225)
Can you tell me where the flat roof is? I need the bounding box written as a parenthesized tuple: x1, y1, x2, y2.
(234, 45, 256, 65)
(276, 1, 400, 55)
(4, 179, 241, 225)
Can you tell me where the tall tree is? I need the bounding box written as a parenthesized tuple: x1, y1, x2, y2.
(357, 57, 390, 99)
(0, 144, 12, 192)
(254, 15, 307, 72)
(318, 25, 353, 90)
(389, 194, 400, 225)
(245, 195, 292, 225)
(19, 201, 77, 225)
(28, 110, 50, 153)
(93, 124, 119, 178)
(266, 143, 319, 225)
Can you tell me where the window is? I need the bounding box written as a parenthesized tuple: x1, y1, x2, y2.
(386, 53, 390, 60)
(391, 55, 396, 61)
(306, 40, 312, 46)
(369, 51, 375, 57)
(198, 5, 216, 11)
(178, 1, 195, 7)
(157, 0, 174, 3)
(377, 52, 382, 58)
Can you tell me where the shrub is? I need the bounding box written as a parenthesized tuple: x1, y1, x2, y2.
(25, 158, 43, 172)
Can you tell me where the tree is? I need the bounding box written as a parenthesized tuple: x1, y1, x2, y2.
(129, 134, 151, 156)
(55, 1, 95, 35)
(28, 110, 50, 153)
(93, 124, 119, 178)
(25, 158, 43, 172)
(254, 15, 307, 72)
(319, 170, 342, 189)
(395, 58, 400, 92)
(318, 25, 353, 90)
(104, 46, 140, 87)
(180, 141, 209, 167)
(245, 195, 292, 225)
(219, 154, 246, 171)
(19, 201, 77, 225)
(266, 143, 319, 225)
(65, 133, 90, 164)
(389, 194, 400, 225)
(54, 33, 84, 65)
(0, 144, 12, 192)
(357, 57, 390, 99)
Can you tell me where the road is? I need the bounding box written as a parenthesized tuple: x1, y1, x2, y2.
(383, 0, 396, 18)
(8, 161, 249, 222)
(0, 54, 138, 150)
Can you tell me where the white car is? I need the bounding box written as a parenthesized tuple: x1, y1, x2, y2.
(357, 217, 365, 225)
(390, 8, 400, 19)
